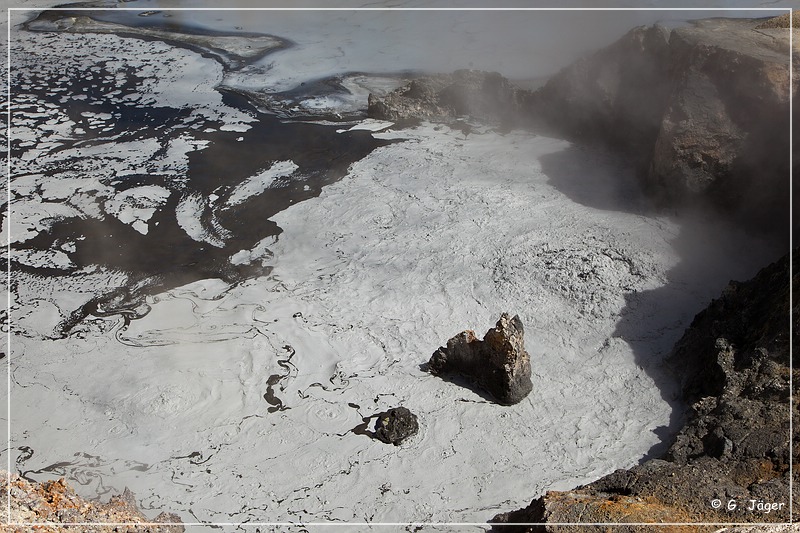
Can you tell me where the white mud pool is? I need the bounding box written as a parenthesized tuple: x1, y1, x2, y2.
(4, 5, 786, 531)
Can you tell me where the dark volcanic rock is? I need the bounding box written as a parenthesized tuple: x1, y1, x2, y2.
(368, 69, 532, 126)
(490, 250, 795, 531)
(374, 407, 419, 445)
(428, 313, 532, 405)
(531, 17, 794, 236)
(648, 19, 792, 221)
(662, 251, 792, 498)
(533, 24, 672, 156)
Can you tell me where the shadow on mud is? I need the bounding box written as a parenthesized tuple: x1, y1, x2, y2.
(538, 142, 788, 463)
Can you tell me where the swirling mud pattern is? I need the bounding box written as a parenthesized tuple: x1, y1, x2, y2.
(8, 5, 788, 527)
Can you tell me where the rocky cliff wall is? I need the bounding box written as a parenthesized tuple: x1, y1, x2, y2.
(368, 16, 794, 238)
(531, 16, 795, 236)
(533, 24, 672, 159)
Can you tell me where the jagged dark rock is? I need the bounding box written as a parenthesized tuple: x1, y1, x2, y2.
(428, 313, 532, 405)
(490, 249, 795, 531)
(374, 407, 419, 445)
(368, 69, 532, 126)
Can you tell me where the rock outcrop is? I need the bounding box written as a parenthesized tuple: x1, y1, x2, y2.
(531, 17, 795, 235)
(374, 407, 420, 445)
(428, 313, 533, 405)
(491, 249, 795, 531)
(533, 24, 672, 157)
(368, 69, 532, 127)
(369, 16, 794, 237)
(1, 471, 184, 532)
(492, 485, 710, 532)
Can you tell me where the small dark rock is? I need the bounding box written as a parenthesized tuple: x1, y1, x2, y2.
(428, 313, 532, 405)
(374, 407, 419, 445)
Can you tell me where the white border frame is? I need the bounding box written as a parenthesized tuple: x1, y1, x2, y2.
(4, 5, 795, 529)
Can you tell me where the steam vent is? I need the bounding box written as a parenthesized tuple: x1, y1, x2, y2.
(427, 313, 533, 405)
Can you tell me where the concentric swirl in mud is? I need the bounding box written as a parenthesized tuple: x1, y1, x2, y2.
(292, 400, 361, 437)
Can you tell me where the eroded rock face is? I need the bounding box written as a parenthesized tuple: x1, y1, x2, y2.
(533, 24, 672, 155)
(368, 69, 532, 126)
(368, 18, 793, 237)
(428, 313, 532, 405)
(374, 407, 419, 445)
(661, 251, 793, 504)
(531, 17, 794, 235)
(491, 249, 795, 531)
(647, 19, 792, 221)
(1, 471, 184, 532)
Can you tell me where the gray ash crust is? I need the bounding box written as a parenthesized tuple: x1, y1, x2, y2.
(490, 250, 795, 530)
(10, 8, 795, 526)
